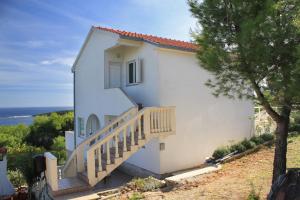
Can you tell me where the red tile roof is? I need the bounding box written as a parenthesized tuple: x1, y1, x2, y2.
(94, 26, 198, 52)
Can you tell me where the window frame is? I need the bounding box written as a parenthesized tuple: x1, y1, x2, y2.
(126, 60, 137, 86)
(78, 117, 85, 138)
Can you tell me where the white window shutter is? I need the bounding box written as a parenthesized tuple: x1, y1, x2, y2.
(136, 58, 142, 83)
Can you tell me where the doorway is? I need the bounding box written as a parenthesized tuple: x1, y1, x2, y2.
(109, 62, 121, 88)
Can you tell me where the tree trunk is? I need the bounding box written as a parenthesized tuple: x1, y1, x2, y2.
(272, 118, 289, 183)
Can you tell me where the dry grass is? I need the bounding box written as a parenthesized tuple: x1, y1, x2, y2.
(120, 134, 300, 200)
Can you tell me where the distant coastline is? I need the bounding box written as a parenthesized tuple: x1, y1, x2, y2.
(0, 106, 73, 126)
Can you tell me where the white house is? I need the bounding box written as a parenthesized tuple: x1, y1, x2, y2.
(58, 26, 254, 193)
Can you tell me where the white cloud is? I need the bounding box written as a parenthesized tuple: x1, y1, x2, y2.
(41, 57, 75, 67)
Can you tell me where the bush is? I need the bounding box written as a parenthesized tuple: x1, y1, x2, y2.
(129, 192, 144, 200)
(51, 136, 66, 165)
(129, 177, 164, 192)
(8, 169, 26, 189)
(260, 133, 274, 142)
(212, 146, 230, 159)
(250, 136, 264, 145)
(230, 142, 247, 153)
(241, 139, 257, 150)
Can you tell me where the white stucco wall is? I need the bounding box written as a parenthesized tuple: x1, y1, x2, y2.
(74, 29, 135, 146)
(119, 44, 161, 174)
(156, 48, 254, 174)
(74, 29, 254, 175)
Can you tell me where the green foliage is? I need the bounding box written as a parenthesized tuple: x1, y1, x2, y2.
(213, 133, 274, 159)
(51, 136, 66, 165)
(129, 192, 144, 200)
(290, 111, 300, 132)
(129, 177, 164, 192)
(189, 0, 300, 105)
(260, 133, 274, 142)
(241, 139, 257, 150)
(7, 145, 44, 185)
(212, 146, 230, 159)
(8, 169, 26, 189)
(250, 136, 265, 145)
(25, 112, 73, 149)
(0, 111, 73, 185)
(0, 125, 29, 148)
(247, 183, 260, 200)
(230, 142, 246, 153)
(291, 111, 300, 125)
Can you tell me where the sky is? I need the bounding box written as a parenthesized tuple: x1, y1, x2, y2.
(0, 0, 197, 108)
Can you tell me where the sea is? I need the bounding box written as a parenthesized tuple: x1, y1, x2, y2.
(0, 107, 73, 126)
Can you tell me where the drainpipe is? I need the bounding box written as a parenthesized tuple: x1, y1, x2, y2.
(73, 69, 76, 148)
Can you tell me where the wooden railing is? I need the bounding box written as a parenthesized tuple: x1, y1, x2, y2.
(86, 107, 176, 186)
(63, 106, 138, 177)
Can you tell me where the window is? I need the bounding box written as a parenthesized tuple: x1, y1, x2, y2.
(78, 117, 85, 137)
(127, 59, 142, 85)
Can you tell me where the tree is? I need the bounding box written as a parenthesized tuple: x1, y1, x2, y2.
(188, 0, 300, 183)
(51, 136, 66, 165)
(25, 112, 73, 149)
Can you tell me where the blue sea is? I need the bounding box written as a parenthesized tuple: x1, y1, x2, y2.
(0, 107, 73, 126)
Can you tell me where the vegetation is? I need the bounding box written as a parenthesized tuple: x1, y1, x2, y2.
(128, 177, 165, 192)
(129, 192, 144, 200)
(25, 112, 73, 150)
(212, 146, 231, 159)
(189, 0, 300, 183)
(0, 111, 73, 187)
(8, 169, 27, 189)
(212, 133, 274, 159)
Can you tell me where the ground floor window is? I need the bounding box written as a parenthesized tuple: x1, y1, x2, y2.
(78, 117, 85, 137)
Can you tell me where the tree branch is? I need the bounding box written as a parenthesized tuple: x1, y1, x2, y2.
(250, 79, 282, 122)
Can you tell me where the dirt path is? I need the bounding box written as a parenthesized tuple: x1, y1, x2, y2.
(121, 135, 300, 200)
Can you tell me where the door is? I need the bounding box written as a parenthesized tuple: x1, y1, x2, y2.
(109, 62, 121, 88)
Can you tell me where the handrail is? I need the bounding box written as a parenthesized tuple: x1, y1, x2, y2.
(63, 106, 138, 173)
(80, 106, 138, 146)
(86, 106, 176, 185)
(88, 106, 175, 150)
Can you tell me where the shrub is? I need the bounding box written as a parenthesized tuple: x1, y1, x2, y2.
(8, 169, 26, 189)
(260, 133, 274, 142)
(230, 142, 247, 153)
(129, 192, 144, 200)
(247, 183, 260, 200)
(247, 190, 260, 200)
(250, 136, 264, 145)
(129, 177, 164, 192)
(51, 136, 66, 165)
(241, 139, 257, 150)
(212, 146, 230, 159)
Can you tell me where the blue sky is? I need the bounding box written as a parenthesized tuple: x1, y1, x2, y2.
(0, 0, 197, 108)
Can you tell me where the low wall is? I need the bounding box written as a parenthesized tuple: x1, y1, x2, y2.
(44, 152, 58, 191)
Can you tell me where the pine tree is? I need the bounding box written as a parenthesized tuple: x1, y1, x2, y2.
(188, 0, 300, 183)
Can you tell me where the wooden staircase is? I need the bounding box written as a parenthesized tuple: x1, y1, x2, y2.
(63, 106, 176, 187)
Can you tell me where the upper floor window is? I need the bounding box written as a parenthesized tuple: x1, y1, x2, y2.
(127, 59, 142, 85)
